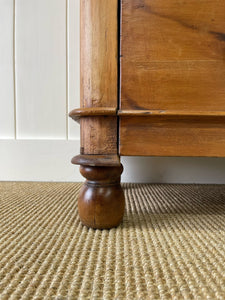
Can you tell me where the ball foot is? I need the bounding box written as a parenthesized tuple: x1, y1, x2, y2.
(78, 165, 125, 229)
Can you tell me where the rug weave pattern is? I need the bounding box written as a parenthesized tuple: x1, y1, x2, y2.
(0, 182, 225, 299)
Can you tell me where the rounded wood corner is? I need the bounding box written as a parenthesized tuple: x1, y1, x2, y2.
(71, 154, 121, 167)
(69, 107, 117, 123)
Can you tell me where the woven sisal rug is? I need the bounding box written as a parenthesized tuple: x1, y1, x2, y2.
(0, 182, 225, 299)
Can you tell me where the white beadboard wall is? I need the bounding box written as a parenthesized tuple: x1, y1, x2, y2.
(0, 0, 225, 183)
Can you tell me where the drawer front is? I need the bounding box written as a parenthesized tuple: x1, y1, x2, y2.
(120, 0, 225, 112)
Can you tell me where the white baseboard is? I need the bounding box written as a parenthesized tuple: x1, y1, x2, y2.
(0, 139, 82, 182)
(0, 140, 225, 183)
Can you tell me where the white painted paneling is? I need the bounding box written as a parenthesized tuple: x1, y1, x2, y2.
(0, 0, 15, 138)
(15, 0, 67, 139)
(0, 139, 82, 181)
(68, 0, 80, 139)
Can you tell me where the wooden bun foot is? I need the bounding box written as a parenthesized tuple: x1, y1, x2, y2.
(78, 165, 125, 229)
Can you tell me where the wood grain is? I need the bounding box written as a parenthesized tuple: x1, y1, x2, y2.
(80, 117, 117, 155)
(119, 110, 225, 117)
(69, 0, 122, 229)
(120, 117, 225, 157)
(79, 0, 118, 155)
(120, 0, 225, 111)
(81, 0, 118, 108)
(71, 154, 121, 167)
(69, 107, 117, 123)
(121, 0, 225, 61)
(78, 165, 125, 229)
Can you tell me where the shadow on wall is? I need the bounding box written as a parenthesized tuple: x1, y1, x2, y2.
(121, 157, 225, 184)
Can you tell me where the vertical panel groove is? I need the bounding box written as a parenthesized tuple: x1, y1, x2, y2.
(13, 0, 17, 139)
(68, 0, 80, 140)
(66, 0, 69, 140)
(117, 0, 121, 154)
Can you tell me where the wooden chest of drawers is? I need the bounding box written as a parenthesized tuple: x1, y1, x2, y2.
(70, 0, 225, 229)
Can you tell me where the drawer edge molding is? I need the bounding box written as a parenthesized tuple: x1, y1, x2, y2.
(118, 110, 225, 118)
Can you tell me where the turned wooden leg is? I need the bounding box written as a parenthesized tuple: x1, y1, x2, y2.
(69, 0, 122, 229)
(78, 164, 125, 229)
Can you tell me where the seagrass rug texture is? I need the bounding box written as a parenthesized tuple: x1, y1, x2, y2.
(0, 182, 225, 300)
